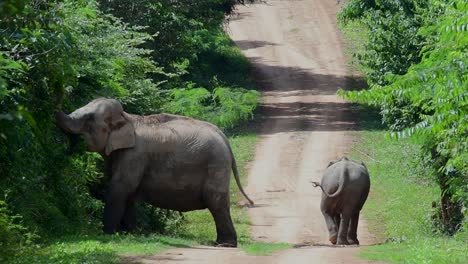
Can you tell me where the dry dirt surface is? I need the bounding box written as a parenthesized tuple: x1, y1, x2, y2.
(131, 0, 380, 263)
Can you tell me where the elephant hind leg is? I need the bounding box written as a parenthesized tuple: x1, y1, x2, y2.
(321, 200, 340, 244)
(204, 165, 237, 247)
(334, 214, 341, 231)
(321, 210, 339, 244)
(204, 190, 237, 247)
(208, 206, 237, 247)
(337, 213, 351, 245)
(347, 212, 360, 245)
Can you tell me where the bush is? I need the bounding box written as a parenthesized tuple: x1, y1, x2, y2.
(340, 0, 467, 234)
(338, 0, 429, 86)
(0, 0, 159, 250)
(0, 201, 35, 261)
(165, 86, 259, 128)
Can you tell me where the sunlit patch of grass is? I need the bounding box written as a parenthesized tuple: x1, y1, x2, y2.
(242, 242, 290, 256)
(339, 20, 370, 75)
(290, 27, 300, 33)
(10, 234, 192, 264)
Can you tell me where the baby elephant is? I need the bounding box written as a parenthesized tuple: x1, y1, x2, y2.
(311, 157, 370, 245)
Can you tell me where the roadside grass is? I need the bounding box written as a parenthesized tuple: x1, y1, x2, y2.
(290, 27, 300, 33)
(350, 130, 468, 263)
(242, 242, 290, 256)
(339, 20, 370, 76)
(10, 235, 193, 264)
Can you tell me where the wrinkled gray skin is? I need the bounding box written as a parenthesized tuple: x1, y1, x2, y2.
(56, 98, 253, 247)
(311, 157, 370, 245)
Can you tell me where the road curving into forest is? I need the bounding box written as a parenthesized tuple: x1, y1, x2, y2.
(135, 0, 379, 263)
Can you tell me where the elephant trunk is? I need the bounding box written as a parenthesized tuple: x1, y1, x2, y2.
(55, 110, 83, 134)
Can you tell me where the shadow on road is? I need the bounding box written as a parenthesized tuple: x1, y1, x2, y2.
(221, 51, 386, 135)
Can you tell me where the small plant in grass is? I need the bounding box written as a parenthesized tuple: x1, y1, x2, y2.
(242, 242, 291, 256)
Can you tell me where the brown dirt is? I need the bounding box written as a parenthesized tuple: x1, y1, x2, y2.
(128, 0, 381, 263)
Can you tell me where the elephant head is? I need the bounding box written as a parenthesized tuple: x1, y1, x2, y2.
(56, 98, 135, 156)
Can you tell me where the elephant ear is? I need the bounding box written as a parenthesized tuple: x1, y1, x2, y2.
(105, 113, 135, 156)
(326, 161, 334, 168)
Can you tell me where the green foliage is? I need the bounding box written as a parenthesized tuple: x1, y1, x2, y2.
(96, 0, 254, 91)
(0, 0, 28, 16)
(0, 201, 36, 261)
(8, 234, 192, 264)
(339, 0, 429, 86)
(165, 86, 259, 128)
(0, 0, 159, 244)
(101, 0, 263, 126)
(135, 205, 184, 234)
(97, 0, 250, 79)
(242, 242, 290, 256)
(340, 0, 467, 234)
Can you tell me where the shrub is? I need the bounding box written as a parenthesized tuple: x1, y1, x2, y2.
(0, 0, 159, 246)
(340, 0, 467, 234)
(0, 200, 35, 261)
(165, 86, 259, 128)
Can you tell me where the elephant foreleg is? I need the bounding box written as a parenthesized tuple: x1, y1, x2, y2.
(120, 202, 137, 233)
(103, 183, 133, 234)
(208, 206, 237, 247)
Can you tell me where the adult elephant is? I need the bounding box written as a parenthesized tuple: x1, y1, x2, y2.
(56, 98, 253, 247)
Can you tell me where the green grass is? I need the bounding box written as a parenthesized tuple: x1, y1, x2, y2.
(242, 242, 290, 256)
(290, 27, 300, 33)
(350, 131, 468, 263)
(339, 19, 370, 76)
(9, 234, 192, 264)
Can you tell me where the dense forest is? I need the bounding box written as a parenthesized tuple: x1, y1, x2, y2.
(0, 0, 257, 260)
(339, 0, 466, 235)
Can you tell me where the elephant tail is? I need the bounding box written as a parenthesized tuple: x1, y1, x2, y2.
(232, 156, 254, 206)
(310, 165, 348, 198)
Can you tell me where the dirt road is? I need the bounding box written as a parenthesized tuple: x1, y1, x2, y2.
(138, 0, 378, 263)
